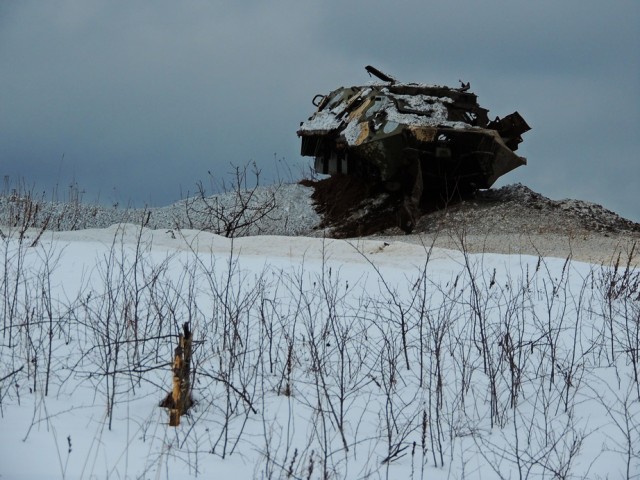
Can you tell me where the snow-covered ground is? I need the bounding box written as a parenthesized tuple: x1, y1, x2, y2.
(0, 223, 638, 479)
(0, 183, 321, 235)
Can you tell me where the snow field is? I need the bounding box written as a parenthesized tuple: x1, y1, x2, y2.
(0, 224, 638, 479)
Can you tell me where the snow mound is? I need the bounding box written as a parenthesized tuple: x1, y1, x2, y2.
(0, 183, 322, 237)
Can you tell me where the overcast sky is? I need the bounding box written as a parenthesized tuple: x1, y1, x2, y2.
(2, 1, 639, 221)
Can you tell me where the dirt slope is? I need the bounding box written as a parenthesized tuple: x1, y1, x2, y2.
(302, 177, 640, 266)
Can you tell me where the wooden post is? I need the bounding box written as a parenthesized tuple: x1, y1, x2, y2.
(160, 323, 193, 426)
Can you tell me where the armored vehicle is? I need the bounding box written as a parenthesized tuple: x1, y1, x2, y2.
(297, 66, 530, 231)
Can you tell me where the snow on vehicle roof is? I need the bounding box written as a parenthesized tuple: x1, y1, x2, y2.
(299, 84, 473, 142)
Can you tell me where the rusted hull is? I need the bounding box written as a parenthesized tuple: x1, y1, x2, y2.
(298, 68, 530, 226)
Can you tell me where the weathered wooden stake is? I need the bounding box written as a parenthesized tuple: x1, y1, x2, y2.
(160, 322, 193, 426)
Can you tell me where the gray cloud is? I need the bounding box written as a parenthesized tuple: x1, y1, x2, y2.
(1, 0, 638, 221)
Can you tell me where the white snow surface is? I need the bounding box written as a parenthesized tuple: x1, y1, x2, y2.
(0, 182, 322, 236)
(1, 222, 639, 479)
(378, 92, 471, 131)
(297, 109, 343, 133)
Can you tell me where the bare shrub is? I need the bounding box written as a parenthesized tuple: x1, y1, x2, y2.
(181, 163, 280, 237)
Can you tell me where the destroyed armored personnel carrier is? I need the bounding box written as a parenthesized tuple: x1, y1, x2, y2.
(297, 66, 531, 231)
